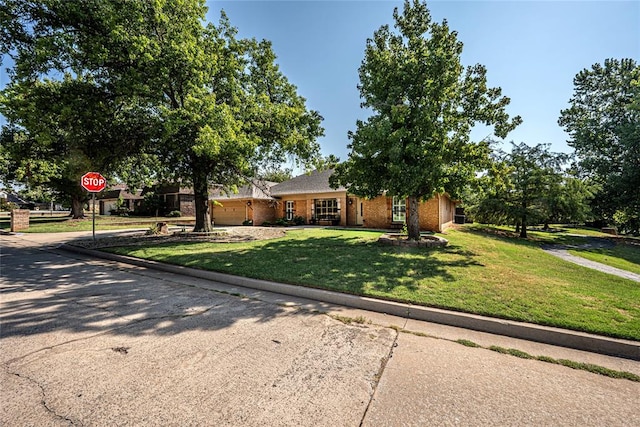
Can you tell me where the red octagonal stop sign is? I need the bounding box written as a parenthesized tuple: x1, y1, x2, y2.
(81, 172, 107, 192)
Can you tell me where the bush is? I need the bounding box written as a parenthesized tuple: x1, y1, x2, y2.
(242, 219, 253, 226)
(293, 215, 306, 226)
(261, 221, 272, 226)
(167, 210, 182, 217)
(275, 217, 288, 226)
(0, 200, 18, 211)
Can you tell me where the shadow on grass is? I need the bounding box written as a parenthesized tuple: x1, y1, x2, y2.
(460, 224, 616, 249)
(114, 233, 483, 301)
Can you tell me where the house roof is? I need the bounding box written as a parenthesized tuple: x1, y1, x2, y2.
(210, 180, 276, 200)
(270, 169, 345, 196)
(101, 188, 143, 200)
(100, 184, 143, 200)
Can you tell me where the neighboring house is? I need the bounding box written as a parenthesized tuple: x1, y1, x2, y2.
(209, 169, 457, 232)
(99, 184, 143, 215)
(144, 184, 196, 216)
(3, 193, 35, 210)
(210, 181, 278, 225)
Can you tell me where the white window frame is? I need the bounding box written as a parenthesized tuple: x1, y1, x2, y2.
(285, 200, 295, 221)
(392, 196, 406, 223)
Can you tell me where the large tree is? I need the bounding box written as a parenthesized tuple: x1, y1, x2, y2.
(558, 58, 640, 234)
(473, 142, 570, 238)
(0, 77, 157, 217)
(331, 0, 521, 240)
(0, 1, 322, 229)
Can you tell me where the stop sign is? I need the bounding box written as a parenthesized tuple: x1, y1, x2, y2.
(81, 172, 107, 192)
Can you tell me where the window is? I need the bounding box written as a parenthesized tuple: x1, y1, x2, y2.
(285, 201, 295, 221)
(314, 198, 339, 220)
(392, 196, 406, 222)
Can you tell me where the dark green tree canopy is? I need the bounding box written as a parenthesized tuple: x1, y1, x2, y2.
(1, 1, 323, 228)
(332, 0, 521, 239)
(559, 58, 639, 233)
(473, 142, 573, 238)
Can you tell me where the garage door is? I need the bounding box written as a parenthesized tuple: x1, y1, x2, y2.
(212, 205, 245, 225)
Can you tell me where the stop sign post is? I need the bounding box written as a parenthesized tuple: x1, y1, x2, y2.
(81, 172, 106, 241)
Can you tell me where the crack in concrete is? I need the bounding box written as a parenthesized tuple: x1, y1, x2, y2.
(359, 328, 400, 427)
(8, 370, 80, 426)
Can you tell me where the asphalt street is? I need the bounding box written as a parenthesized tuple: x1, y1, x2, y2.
(1, 231, 639, 426)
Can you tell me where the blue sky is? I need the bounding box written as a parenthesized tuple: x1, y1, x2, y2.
(0, 1, 637, 163)
(208, 0, 639, 161)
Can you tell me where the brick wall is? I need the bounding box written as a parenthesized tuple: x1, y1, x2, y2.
(359, 195, 450, 232)
(11, 209, 29, 232)
(252, 200, 276, 225)
(179, 194, 195, 217)
(278, 192, 347, 226)
(361, 196, 390, 229)
(418, 196, 440, 232)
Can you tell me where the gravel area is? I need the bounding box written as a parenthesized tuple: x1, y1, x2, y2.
(68, 226, 287, 249)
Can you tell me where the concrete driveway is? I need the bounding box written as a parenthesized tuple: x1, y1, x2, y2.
(2, 232, 639, 426)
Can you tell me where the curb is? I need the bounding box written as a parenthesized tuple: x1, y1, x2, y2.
(60, 244, 640, 361)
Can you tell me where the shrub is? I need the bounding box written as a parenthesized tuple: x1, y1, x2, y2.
(293, 215, 306, 226)
(275, 217, 288, 226)
(261, 221, 272, 226)
(242, 219, 253, 226)
(167, 210, 182, 217)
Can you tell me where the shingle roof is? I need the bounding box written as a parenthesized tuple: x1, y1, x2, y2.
(270, 169, 346, 196)
(211, 181, 276, 200)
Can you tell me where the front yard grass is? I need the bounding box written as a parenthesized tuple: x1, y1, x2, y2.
(5, 215, 195, 233)
(568, 245, 640, 276)
(103, 226, 640, 341)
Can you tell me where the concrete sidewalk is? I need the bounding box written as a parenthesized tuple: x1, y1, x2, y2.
(60, 242, 640, 361)
(542, 245, 640, 282)
(2, 232, 639, 426)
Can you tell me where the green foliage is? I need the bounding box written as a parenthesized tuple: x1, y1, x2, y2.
(258, 166, 293, 183)
(559, 58, 640, 234)
(104, 227, 640, 340)
(242, 219, 253, 226)
(292, 215, 306, 226)
(166, 210, 182, 218)
(0, 1, 323, 230)
(332, 0, 520, 240)
(274, 217, 288, 226)
(473, 142, 572, 237)
(0, 199, 17, 211)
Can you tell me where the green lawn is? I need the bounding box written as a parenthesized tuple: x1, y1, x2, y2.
(104, 226, 640, 341)
(1, 215, 195, 233)
(569, 245, 640, 276)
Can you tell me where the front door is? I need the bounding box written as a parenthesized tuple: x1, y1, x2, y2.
(356, 198, 364, 225)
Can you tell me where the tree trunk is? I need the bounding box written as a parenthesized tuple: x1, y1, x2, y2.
(407, 196, 420, 241)
(70, 196, 85, 219)
(519, 214, 528, 238)
(515, 221, 520, 233)
(192, 167, 212, 232)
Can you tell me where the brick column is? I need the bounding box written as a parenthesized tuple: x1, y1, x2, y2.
(10, 209, 29, 232)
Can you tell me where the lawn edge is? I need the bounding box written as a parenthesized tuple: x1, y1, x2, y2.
(59, 243, 640, 361)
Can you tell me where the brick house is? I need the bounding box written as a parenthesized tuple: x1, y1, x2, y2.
(210, 169, 457, 232)
(99, 184, 143, 215)
(210, 181, 277, 226)
(145, 184, 196, 216)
